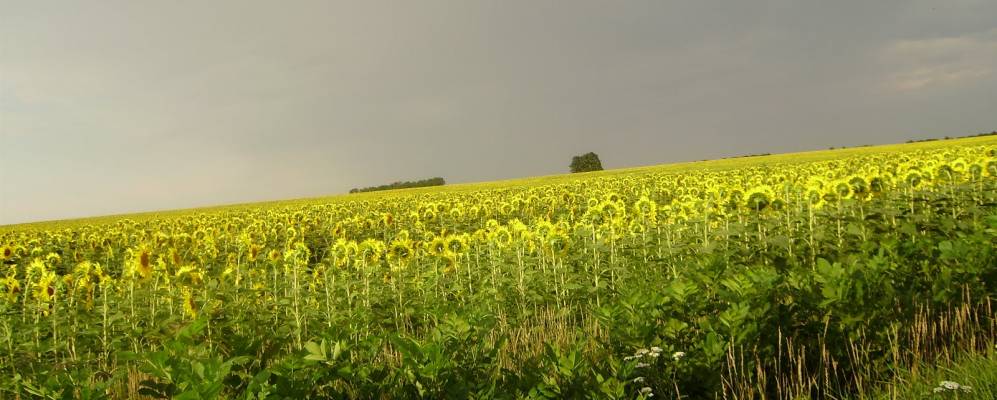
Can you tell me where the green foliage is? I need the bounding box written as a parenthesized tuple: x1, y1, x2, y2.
(0, 139, 995, 398)
(120, 316, 251, 399)
(350, 177, 445, 193)
(570, 152, 604, 173)
(867, 348, 997, 399)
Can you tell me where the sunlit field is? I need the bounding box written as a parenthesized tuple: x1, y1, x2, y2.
(2, 136, 995, 399)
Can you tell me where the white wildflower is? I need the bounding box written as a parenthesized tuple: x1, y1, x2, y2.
(933, 381, 972, 393)
(940, 381, 960, 390)
(672, 351, 686, 361)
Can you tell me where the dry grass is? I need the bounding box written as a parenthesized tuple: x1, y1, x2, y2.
(721, 294, 995, 400)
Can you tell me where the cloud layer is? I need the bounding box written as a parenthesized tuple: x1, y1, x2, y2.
(2, 0, 996, 224)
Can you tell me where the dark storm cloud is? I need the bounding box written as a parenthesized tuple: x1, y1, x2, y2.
(2, 0, 995, 224)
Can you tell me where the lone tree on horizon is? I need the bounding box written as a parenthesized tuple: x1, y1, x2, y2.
(570, 152, 604, 173)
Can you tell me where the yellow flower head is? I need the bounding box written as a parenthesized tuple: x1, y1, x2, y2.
(358, 239, 385, 265)
(182, 288, 198, 319)
(633, 196, 657, 221)
(446, 235, 468, 255)
(743, 185, 775, 212)
(428, 237, 447, 256)
(489, 226, 513, 249)
(248, 244, 263, 262)
(547, 232, 571, 257)
(267, 249, 282, 262)
(847, 175, 871, 200)
(2, 274, 20, 303)
(34, 269, 57, 309)
(387, 239, 414, 263)
(904, 170, 924, 188)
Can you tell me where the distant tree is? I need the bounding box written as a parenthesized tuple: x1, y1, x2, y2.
(570, 152, 604, 173)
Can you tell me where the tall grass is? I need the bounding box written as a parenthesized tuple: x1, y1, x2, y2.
(722, 293, 995, 399)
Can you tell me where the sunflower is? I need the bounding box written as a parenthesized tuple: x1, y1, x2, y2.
(329, 238, 355, 268)
(509, 218, 529, 237)
(247, 244, 263, 262)
(633, 196, 657, 221)
(724, 188, 745, 212)
(441, 254, 458, 274)
(0, 245, 13, 262)
(422, 208, 438, 222)
(45, 252, 61, 265)
(968, 163, 983, 180)
(472, 229, 488, 243)
(284, 242, 311, 265)
(868, 175, 892, 196)
(804, 184, 825, 209)
(387, 239, 414, 263)
(628, 219, 647, 236)
(934, 163, 956, 181)
(830, 179, 853, 200)
(743, 185, 775, 212)
(446, 235, 468, 255)
(330, 224, 345, 237)
(599, 201, 625, 220)
(2, 271, 19, 303)
(358, 239, 385, 265)
(847, 175, 871, 200)
(581, 207, 606, 226)
(547, 232, 571, 257)
(533, 219, 556, 240)
(310, 264, 327, 286)
(182, 287, 197, 319)
(33, 269, 57, 314)
(167, 247, 182, 266)
(904, 171, 924, 188)
(489, 226, 513, 248)
(127, 246, 153, 280)
(175, 264, 204, 286)
(950, 158, 968, 174)
(428, 236, 447, 256)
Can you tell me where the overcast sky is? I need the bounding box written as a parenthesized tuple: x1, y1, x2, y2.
(2, 1, 996, 225)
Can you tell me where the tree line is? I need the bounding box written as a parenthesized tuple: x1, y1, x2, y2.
(349, 177, 446, 194)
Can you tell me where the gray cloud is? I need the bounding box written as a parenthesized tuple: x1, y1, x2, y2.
(2, 0, 996, 224)
(880, 28, 997, 91)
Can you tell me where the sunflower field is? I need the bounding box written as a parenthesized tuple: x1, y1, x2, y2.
(1, 138, 996, 399)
